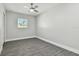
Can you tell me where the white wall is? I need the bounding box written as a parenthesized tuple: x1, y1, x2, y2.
(6, 11, 36, 41)
(0, 3, 5, 54)
(37, 4, 79, 52)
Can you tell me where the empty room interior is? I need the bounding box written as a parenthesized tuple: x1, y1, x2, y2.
(0, 3, 79, 56)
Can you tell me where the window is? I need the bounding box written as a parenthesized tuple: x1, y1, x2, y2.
(17, 18, 28, 28)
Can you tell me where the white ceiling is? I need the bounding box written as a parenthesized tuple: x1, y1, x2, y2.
(3, 3, 58, 16)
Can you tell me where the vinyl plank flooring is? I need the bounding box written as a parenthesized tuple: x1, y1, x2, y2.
(1, 38, 79, 56)
(55, 49, 79, 56)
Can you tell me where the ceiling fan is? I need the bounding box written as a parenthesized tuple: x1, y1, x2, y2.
(24, 3, 39, 13)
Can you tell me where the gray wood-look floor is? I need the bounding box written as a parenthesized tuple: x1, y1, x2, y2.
(1, 38, 79, 56)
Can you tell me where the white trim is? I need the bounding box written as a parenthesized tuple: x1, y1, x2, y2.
(5, 36, 36, 42)
(36, 36, 79, 54)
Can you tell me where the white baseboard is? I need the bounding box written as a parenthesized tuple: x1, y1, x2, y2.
(36, 36, 79, 54)
(5, 36, 36, 42)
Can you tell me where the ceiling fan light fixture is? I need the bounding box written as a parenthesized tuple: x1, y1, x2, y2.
(24, 3, 39, 14)
(30, 9, 34, 12)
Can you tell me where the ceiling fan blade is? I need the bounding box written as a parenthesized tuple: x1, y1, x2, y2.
(34, 9, 39, 12)
(34, 5, 38, 8)
(24, 6, 29, 9)
(24, 6, 30, 11)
